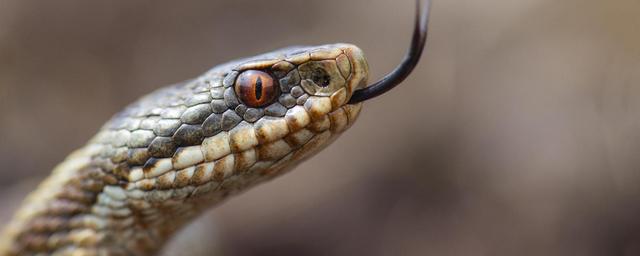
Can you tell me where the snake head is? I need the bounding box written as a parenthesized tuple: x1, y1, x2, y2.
(200, 44, 369, 179)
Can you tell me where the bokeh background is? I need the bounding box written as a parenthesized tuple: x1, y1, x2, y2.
(2, 0, 640, 255)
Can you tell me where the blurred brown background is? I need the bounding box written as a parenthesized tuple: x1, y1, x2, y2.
(2, 0, 640, 255)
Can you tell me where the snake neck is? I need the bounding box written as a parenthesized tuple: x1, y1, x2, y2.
(0, 103, 363, 256)
(0, 145, 202, 256)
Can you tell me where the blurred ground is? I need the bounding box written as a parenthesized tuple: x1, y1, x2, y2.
(2, 0, 640, 255)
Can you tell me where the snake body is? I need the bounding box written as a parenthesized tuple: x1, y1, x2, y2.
(0, 44, 369, 255)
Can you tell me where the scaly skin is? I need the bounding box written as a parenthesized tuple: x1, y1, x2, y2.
(0, 44, 369, 256)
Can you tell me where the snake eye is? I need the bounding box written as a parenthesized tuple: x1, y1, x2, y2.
(234, 70, 278, 108)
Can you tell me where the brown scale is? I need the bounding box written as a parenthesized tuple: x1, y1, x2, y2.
(147, 137, 177, 158)
(24, 217, 68, 233)
(127, 148, 151, 166)
(171, 124, 205, 146)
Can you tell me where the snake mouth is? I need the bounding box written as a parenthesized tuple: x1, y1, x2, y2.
(337, 44, 369, 104)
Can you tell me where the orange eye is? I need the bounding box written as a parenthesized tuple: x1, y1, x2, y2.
(234, 70, 278, 108)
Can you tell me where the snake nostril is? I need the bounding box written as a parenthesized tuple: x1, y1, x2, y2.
(311, 68, 331, 87)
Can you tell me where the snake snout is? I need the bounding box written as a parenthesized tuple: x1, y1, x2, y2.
(335, 44, 370, 103)
(295, 44, 370, 108)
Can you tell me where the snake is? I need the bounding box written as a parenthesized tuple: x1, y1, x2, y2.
(0, 1, 430, 255)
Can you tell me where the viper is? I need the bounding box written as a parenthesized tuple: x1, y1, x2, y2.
(0, 1, 431, 255)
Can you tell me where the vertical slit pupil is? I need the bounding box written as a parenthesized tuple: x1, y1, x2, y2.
(255, 76, 263, 100)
